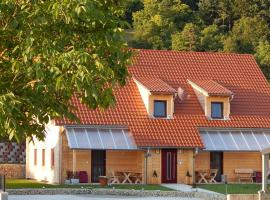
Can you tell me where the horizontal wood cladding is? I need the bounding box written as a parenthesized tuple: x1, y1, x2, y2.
(195, 152, 210, 171)
(106, 150, 144, 175)
(177, 149, 193, 184)
(146, 149, 161, 184)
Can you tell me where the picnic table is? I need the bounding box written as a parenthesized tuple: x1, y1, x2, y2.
(108, 170, 142, 184)
(117, 171, 142, 184)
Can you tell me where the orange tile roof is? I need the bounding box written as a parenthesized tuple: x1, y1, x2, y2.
(55, 49, 270, 148)
(134, 77, 176, 94)
(189, 79, 233, 96)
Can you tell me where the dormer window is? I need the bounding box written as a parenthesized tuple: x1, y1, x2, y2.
(134, 77, 176, 119)
(211, 102, 223, 119)
(154, 100, 167, 118)
(188, 79, 233, 120)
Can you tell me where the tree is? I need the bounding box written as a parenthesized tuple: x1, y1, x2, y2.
(123, 0, 144, 26)
(256, 41, 270, 79)
(172, 23, 200, 51)
(200, 24, 223, 51)
(233, 0, 270, 23)
(223, 17, 269, 53)
(198, 0, 219, 25)
(0, 0, 131, 141)
(132, 0, 192, 49)
(217, 0, 234, 31)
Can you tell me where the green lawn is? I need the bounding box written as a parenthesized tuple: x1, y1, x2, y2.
(6, 179, 172, 191)
(198, 184, 262, 194)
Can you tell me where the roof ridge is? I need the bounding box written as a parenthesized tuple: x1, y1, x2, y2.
(133, 48, 254, 57)
(210, 80, 233, 93)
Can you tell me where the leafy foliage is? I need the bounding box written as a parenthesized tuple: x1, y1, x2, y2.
(256, 41, 270, 79)
(0, 0, 131, 141)
(172, 23, 200, 51)
(200, 24, 223, 51)
(132, 0, 193, 49)
(223, 17, 269, 53)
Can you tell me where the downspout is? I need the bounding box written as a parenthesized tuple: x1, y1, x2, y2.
(59, 127, 63, 184)
(144, 148, 151, 184)
(192, 147, 199, 187)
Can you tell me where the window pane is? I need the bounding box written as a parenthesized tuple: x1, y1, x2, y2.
(211, 102, 223, 118)
(42, 149, 45, 166)
(51, 149, 54, 167)
(154, 101, 166, 117)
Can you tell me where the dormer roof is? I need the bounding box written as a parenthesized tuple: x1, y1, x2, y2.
(188, 79, 233, 97)
(134, 77, 176, 95)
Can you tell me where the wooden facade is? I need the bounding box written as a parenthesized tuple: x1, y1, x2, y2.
(61, 133, 195, 184)
(26, 125, 262, 184)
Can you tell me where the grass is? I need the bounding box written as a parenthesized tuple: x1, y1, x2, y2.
(6, 179, 172, 191)
(197, 184, 262, 194)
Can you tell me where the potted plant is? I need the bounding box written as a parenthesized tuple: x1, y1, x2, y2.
(185, 171, 192, 185)
(152, 170, 158, 184)
(99, 176, 108, 187)
(70, 171, 79, 184)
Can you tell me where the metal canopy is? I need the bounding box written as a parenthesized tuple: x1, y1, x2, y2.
(200, 129, 270, 151)
(65, 126, 137, 150)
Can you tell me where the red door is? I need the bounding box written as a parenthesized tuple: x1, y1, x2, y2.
(162, 149, 177, 183)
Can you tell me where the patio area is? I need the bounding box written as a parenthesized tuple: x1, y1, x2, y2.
(62, 126, 145, 185)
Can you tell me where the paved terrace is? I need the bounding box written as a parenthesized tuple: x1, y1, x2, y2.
(9, 195, 201, 200)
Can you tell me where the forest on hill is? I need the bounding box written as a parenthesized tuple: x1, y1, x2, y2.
(123, 0, 270, 79)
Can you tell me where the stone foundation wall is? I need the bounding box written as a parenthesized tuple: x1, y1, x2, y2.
(0, 164, 25, 178)
(228, 193, 270, 200)
(259, 192, 270, 200)
(7, 188, 226, 200)
(227, 194, 258, 200)
(0, 142, 25, 164)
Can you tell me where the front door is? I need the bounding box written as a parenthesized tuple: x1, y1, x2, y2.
(210, 152, 223, 182)
(91, 150, 106, 182)
(162, 149, 177, 183)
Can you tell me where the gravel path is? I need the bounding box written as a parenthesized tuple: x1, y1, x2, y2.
(9, 194, 202, 200)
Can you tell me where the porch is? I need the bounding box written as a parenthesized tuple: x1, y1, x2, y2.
(195, 128, 270, 183)
(61, 126, 144, 184)
(195, 151, 261, 183)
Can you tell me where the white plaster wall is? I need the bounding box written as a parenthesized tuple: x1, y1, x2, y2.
(193, 89, 206, 115)
(134, 79, 150, 114)
(26, 123, 61, 184)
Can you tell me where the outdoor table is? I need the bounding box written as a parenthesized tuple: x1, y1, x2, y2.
(197, 170, 208, 183)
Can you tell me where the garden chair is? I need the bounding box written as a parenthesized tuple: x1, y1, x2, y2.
(206, 169, 218, 183)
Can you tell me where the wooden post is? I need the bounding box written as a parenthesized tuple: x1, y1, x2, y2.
(144, 151, 148, 184)
(262, 154, 269, 192)
(72, 150, 76, 174)
(192, 150, 196, 185)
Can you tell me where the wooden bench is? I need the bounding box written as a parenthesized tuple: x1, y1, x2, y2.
(235, 169, 254, 183)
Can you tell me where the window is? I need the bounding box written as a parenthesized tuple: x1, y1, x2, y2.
(42, 149, 45, 166)
(154, 100, 167, 118)
(51, 148, 54, 168)
(34, 149, 37, 165)
(211, 102, 223, 119)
